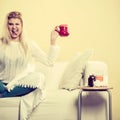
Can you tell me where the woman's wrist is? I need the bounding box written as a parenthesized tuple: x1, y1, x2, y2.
(50, 39, 56, 45)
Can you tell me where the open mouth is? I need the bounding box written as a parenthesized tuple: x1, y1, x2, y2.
(12, 29, 18, 35)
(10, 29, 20, 39)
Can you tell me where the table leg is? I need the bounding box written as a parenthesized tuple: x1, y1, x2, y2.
(78, 91, 83, 120)
(107, 90, 112, 120)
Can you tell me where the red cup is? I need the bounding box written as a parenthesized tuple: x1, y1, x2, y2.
(58, 24, 69, 37)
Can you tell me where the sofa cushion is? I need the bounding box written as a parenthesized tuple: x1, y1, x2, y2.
(59, 50, 93, 90)
(45, 62, 69, 90)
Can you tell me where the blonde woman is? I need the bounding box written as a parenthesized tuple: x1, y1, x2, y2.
(0, 11, 60, 97)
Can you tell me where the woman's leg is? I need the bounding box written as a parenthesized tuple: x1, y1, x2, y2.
(1, 86, 36, 98)
(0, 81, 6, 93)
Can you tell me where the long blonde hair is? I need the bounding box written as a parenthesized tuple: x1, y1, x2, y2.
(0, 11, 28, 55)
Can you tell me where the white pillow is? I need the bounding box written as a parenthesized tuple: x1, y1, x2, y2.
(59, 50, 93, 91)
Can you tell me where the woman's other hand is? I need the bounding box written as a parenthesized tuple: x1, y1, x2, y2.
(50, 26, 60, 45)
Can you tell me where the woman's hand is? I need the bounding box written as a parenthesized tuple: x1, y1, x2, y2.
(6, 83, 15, 92)
(50, 26, 60, 45)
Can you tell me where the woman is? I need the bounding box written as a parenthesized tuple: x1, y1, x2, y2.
(0, 11, 60, 97)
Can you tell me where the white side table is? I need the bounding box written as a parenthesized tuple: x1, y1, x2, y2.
(78, 86, 113, 120)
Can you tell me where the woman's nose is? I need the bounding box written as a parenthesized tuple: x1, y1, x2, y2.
(12, 24, 16, 29)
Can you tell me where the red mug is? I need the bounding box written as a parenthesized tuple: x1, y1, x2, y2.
(57, 24, 69, 37)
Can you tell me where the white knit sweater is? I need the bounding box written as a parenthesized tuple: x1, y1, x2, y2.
(0, 40, 60, 90)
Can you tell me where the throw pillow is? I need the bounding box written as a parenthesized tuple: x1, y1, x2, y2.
(59, 50, 93, 91)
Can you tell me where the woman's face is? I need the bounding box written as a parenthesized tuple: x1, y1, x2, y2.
(7, 18, 22, 40)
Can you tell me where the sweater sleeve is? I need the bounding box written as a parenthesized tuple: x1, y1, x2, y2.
(29, 41, 60, 66)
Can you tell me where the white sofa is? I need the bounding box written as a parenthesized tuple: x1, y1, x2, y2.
(0, 61, 109, 120)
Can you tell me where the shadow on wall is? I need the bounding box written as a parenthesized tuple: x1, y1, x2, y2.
(82, 92, 107, 107)
(76, 92, 108, 120)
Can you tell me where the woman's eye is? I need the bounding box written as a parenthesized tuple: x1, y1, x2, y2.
(16, 23, 20, 25)
(8, 23, 13, 26)
(8, 23, 20, 26)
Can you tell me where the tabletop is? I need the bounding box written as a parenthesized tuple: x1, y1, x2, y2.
(79, 86, 113, 91)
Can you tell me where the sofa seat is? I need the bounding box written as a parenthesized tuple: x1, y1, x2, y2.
(29, 89, 80, 120)
(0, 97, 20, 120)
